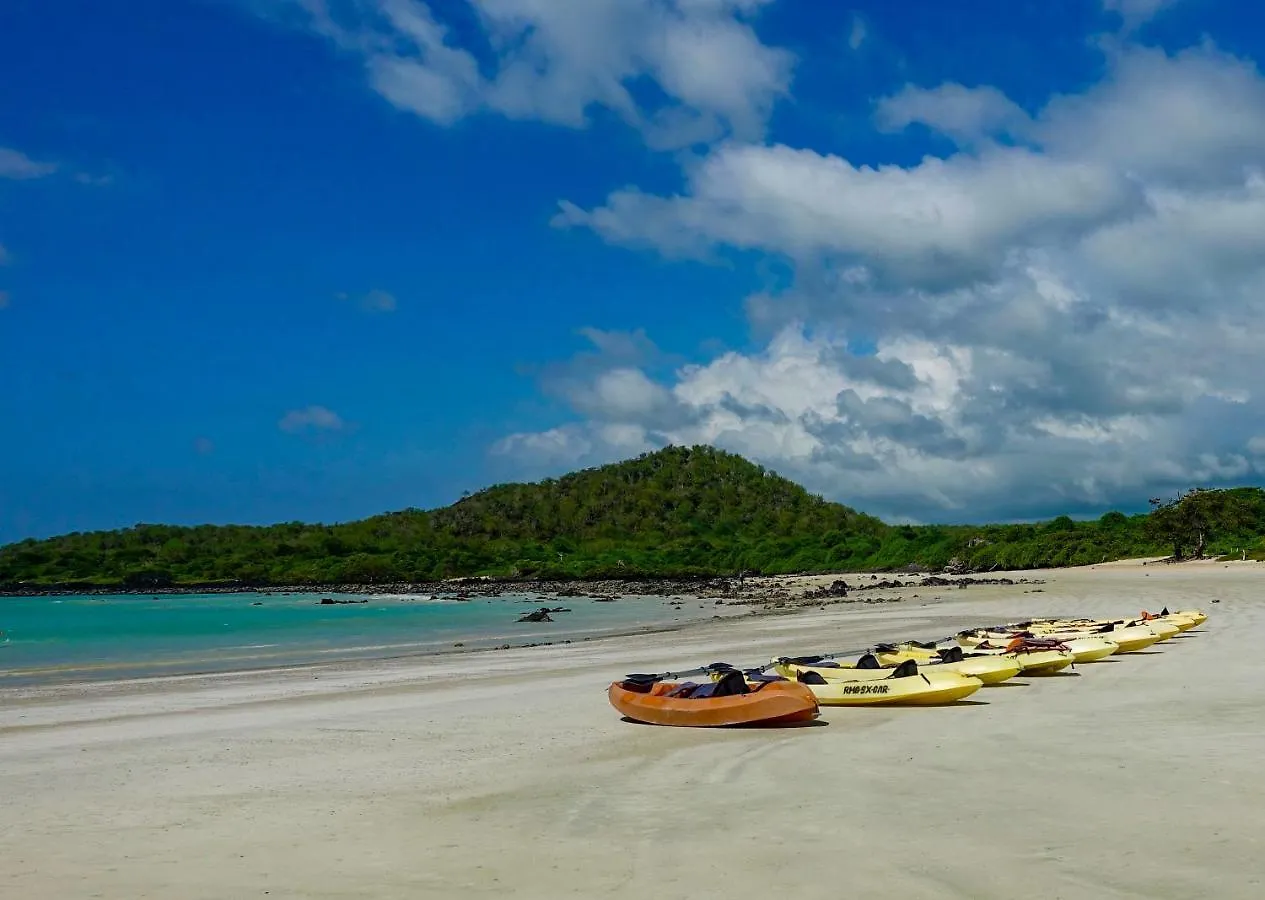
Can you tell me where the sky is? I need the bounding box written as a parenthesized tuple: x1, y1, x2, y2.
(3, 0, 1265, 542)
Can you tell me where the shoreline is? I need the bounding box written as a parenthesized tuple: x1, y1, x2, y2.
(0, 569, 1048, 601)
(0, 571, 1049, 688)
(9, 557, 1255, 689)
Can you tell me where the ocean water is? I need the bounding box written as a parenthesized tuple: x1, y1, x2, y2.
(0, 592, 731, 685)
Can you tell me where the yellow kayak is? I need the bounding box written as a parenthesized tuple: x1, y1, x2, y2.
(1171, 609, 1208, 626)
(873, 644, 1022, 684)
(1140, 609, 1200, 632)
(770, 659, 984, 706)
(955, 634, 1076, 674)
(1017, 622, 1164, 653)
(1058, 637, 1119, 662)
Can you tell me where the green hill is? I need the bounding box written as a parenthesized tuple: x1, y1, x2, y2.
(3, 446, 1265, 589)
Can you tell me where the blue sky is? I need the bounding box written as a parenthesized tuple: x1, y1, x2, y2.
(3, 0, 1265, 542)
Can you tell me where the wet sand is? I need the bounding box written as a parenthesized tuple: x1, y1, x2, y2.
(1, 560, 1262, 899)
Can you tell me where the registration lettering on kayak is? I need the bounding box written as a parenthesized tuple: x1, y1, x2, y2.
(841, 684, 890, 695)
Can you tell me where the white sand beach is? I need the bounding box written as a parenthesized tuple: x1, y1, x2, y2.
(2, 561, 1263, 899)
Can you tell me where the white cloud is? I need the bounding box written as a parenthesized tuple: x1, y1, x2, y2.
(279, 405, 346, 433)
(508, 38, 1265, 520)
(0, 147, 57, 180)
(279, 0, 793, 148)
(848, 15, 867, 51)
(876, 83, 1030, 145)
(1035, 43, 1265, 187)
(556, 142, 1140, 290)
(1103, 0, 1179, 30)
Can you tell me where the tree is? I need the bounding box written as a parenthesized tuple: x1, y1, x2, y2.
(1146, 488, 1251, 559)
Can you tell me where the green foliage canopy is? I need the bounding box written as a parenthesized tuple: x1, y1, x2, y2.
(3, 446, 1265, 588)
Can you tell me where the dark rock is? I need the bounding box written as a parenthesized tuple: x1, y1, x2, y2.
(517, 608, 554, 623)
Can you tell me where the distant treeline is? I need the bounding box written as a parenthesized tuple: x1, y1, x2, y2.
(3, 446, 1265, 589)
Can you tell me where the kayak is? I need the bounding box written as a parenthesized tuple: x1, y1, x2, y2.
(1140, 609, 1200, 632)
(1004, 622, 1162, 654)
(608, 669, 820, 727)
(770, 658, 984, 706)
(1170, 609, 1208, 626)
(872, 644, 1022, 684)
(955, 634, 1076, 674)
(1059, 637, 1119, 662)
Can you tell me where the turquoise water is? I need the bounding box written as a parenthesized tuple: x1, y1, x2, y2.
(0, 592, 725, 685)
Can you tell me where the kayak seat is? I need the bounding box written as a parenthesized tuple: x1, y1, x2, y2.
(887, 659, 920, 679)
(621, 674, 662, 693)
(709, 669, 751, 697)
(676, 669, 751, 699)
(796, 670, 829, 685)
(856, 653, 882, 669)
(936, 646, 964, 663)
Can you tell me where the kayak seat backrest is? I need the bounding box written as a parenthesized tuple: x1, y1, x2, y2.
(620, 680, 655, 694)
(709, 669, 751, 697)
(887, 659, 920, 679)
(936, 646, 964, 663)
(677, 670, 750, 699)
(789, 655, 832, 665)
(873, 642, 898, 652)
(796, 670, 829, 685)
(910, 640, 938, 650)
(856, 653, 882, 669)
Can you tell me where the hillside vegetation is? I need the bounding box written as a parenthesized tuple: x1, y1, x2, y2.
(3, 446, 1265, 589)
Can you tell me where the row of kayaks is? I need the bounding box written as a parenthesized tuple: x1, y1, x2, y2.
(607, 608, 1206, 727)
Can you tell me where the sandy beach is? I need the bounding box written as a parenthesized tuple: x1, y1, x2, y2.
(2, 560, 1262, 899)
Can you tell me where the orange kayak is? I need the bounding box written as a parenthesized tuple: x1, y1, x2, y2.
(608, 670, 820, 727)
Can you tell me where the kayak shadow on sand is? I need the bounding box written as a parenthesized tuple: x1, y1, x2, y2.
(983, 681, 1031, 687)
(618, 716, 829, 729)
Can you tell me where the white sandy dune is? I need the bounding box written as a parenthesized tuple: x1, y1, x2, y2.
(1, 561, 1263, 899)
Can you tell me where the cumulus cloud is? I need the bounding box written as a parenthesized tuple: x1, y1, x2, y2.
(0, 147, 57, 180)
(507, 37, 1265, 521)
(876, 83, 1031, 145)
(555, 143, 1141, 291)
(276, 0, 793, 148)
(279, 405, 346, 433)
